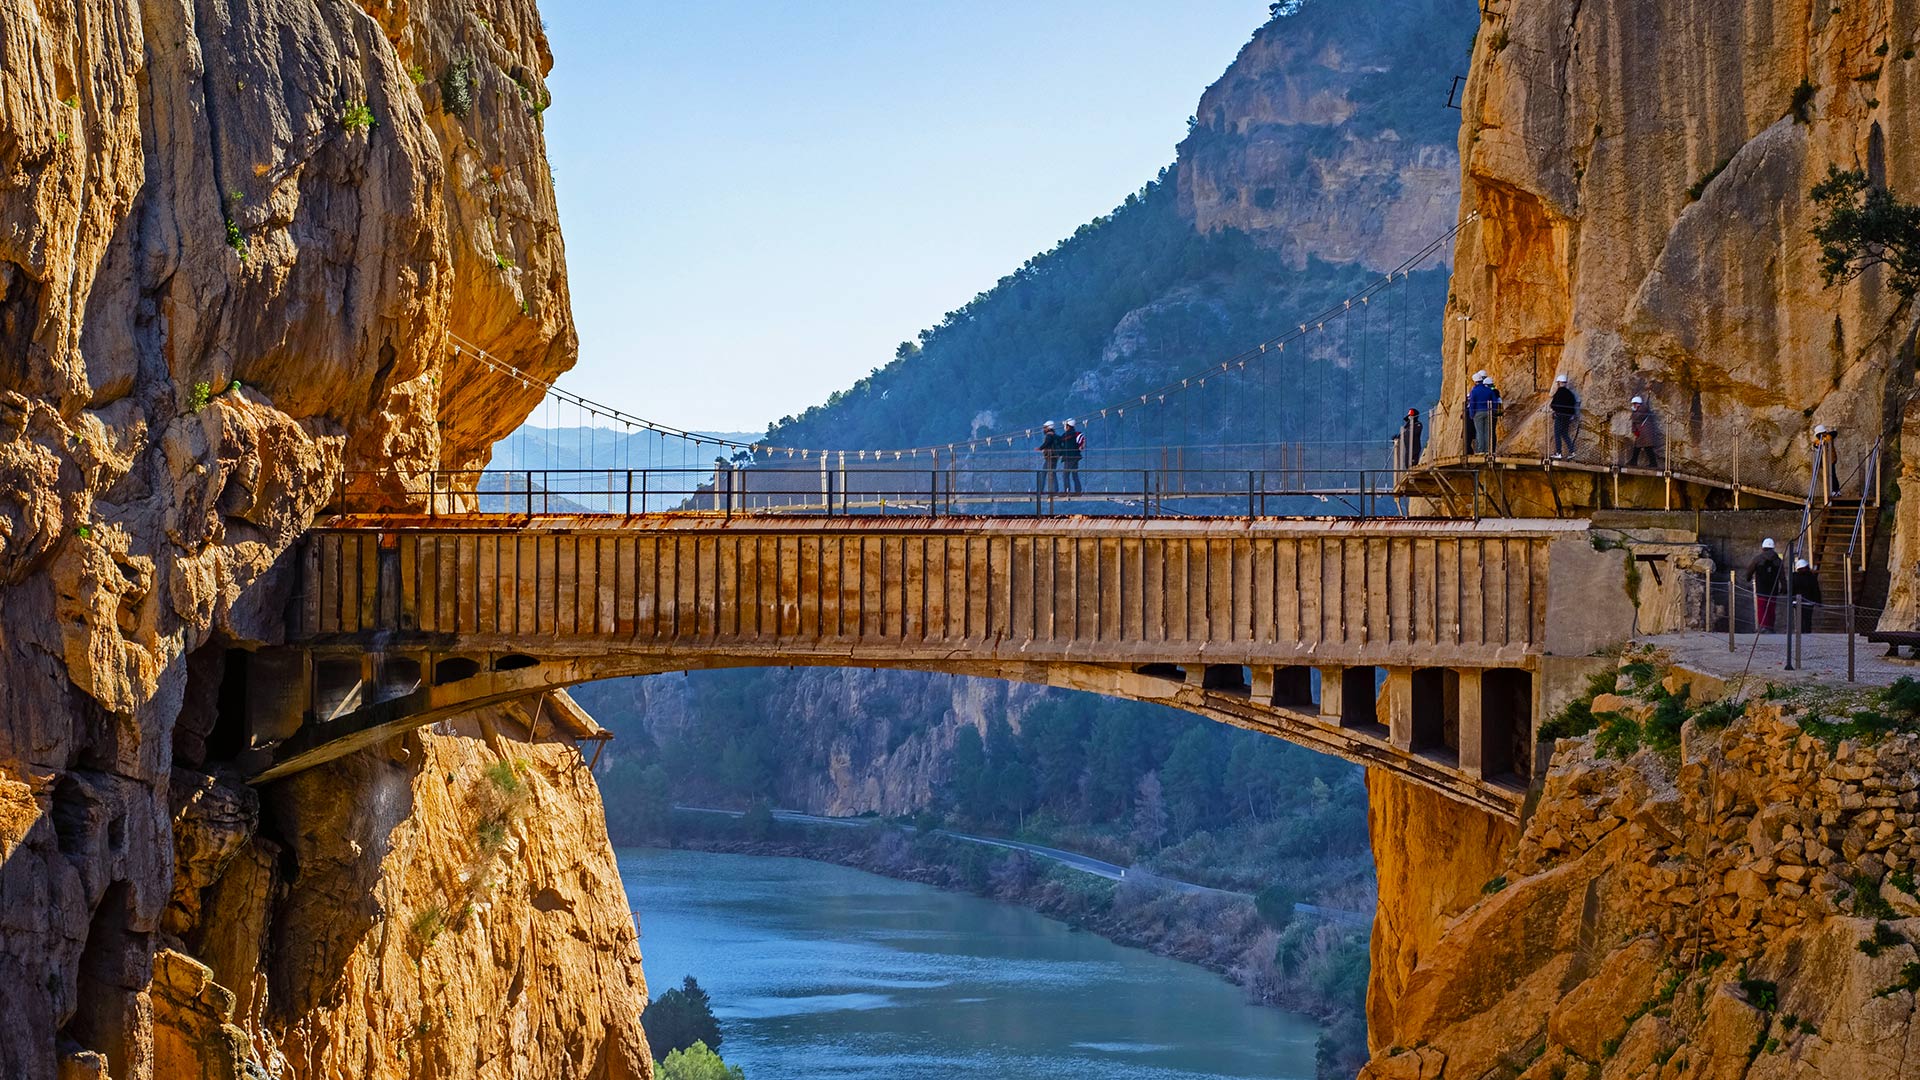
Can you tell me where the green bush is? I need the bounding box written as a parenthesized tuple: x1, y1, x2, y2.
(1595, 715, 1644, 760)
(1738, 976, 1778, 1011)
(1255, 883, 1302, 930)
(655, 1043, 743, 1080)
(484, 758, 526, 796)
(340, 102, 377, 131)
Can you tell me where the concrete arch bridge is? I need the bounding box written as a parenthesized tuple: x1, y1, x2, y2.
(246, 514, 1638, 822)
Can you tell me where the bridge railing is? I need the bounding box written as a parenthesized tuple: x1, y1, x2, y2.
(336, 465, 1418, 518)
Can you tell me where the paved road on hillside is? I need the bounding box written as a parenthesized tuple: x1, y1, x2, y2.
(674, 805, 1369, 927)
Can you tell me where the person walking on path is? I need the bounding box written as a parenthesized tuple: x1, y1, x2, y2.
(1466, 370, 1502, 457)
(1790, 557, 1824, 633)
(1812, 424, 1840, 502)
(1035, 421, 1061, 494)
(1060, 419, 1085, 493)
(1625, 396, 1660, 468)
(1399, 408, 1424, 470)
(1550, 374, 1579, 459)
(1747, 538, 1785, 632)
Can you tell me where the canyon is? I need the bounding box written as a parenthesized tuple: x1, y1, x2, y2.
(0, 0, 644, 1075)
(3, 1, 1919, 1079)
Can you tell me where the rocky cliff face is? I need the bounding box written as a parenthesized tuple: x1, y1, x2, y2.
(1435, 0, 1920, 621)
(1359, 679, 1920, 1079)
(1178, 0, 1469, 271)
(0, 1, 642, 1076)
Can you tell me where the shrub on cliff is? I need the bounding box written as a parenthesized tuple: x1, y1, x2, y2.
(643, 976, 724, 1058)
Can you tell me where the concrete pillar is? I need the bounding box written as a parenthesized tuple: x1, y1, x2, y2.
(1387, 667, 1414, 749)
(247, 647, 311, 746)
(1250, 666, 1274, 702)
(1317, 666, 1344, 726)
(1457, 668, 1487, 777)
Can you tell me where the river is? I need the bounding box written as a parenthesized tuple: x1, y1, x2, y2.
(620, 848, 1320, 1080)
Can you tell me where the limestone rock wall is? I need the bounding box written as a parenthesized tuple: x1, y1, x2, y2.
(0, 0, 634, 1076)
(1437, 0, 1920, 601)
(1176, 0, 1473, 271)
(1359, 694, 1920, 1079)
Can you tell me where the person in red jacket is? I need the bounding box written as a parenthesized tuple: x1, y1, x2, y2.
(1060, 419, 1086, 493)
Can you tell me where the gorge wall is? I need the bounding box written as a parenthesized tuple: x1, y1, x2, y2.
(0, 0, 645, 1076)
(1433, 0, 1920, 625)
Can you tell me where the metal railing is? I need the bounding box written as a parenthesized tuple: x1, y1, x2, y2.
(331, 464, 1422, 519)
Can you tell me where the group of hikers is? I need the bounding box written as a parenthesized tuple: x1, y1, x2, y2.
(1743, 536, 1825, 633)
(1442, 371, 1663, 466)
(1033, 419, 1087, 493)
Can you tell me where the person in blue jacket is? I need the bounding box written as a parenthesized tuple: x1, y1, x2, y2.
(1466, 370, 1502, 456)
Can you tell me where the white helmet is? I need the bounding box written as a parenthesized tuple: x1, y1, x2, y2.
(1813, 423, 1829, 435)
(1066, 419, 1079, 427)
(1043, 420, 1055, 429)
(1555, 373, 1569, 383)
(1630, 396, 1644, 405)
(1761, 538, 1776, 549)
(1795, 558, 1810, 570)
(1473, 370, 1488, 382)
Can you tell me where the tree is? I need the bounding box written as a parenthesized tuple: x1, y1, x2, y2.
(1812, 165, 1920, 298)
(985, 716, 1034, 826)
(1255, 882, 1303, 931)
(1160, 727, 1223, 833)
(946, 725, 990, 818)
(1084, 711, 1149, 818)
(656, 1042, 744, 1080)
(1018, 700, 1088, 809)
(642, 976, 724, 1057)
(1130, 772, 1168, 851)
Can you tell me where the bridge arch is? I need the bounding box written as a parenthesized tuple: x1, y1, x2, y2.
(259, 514, 1637, 821)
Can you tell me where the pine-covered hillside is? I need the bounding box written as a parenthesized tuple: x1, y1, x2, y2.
(757, 0, 1475, 461)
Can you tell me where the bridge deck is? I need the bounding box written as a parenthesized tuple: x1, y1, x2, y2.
(261, 513, 1637, 819)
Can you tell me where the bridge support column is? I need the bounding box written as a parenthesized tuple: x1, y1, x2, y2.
(1456, 669, 1488, 776)
(245, 648, 309, 748)
(1386, 667, 1414, 749)
(1317, 666, 1345, 727)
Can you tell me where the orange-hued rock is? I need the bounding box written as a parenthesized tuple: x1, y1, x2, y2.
(1433, 0, 1920, 602)
(1361, 697, 1920, 1079)
(256, 710, 649, 1079)
(0, 0, 633, 1077)
(1365, 770, 1519, 1054)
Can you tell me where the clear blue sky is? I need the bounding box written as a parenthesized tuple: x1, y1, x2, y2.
(542, 1, 1274, 432)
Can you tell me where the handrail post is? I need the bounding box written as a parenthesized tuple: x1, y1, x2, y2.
(930, 469, 938, 518)
(1142, 470, 1152, 519)
(427, 470, 436, 518)
(1846, 553, 1857, 681)
(1727, 569, 1737, 651)
(625, 470, 633, 516)
(1247, 470, 1255, 518)
(1784, 592, 1796, 671)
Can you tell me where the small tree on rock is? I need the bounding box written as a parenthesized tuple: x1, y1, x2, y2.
(1811, 165, 1920, 298)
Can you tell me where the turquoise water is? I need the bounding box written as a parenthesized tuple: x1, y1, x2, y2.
(619, 848, 1319, 1079)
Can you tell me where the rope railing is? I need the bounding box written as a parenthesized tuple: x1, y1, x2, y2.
(439, 213, 1477, 468)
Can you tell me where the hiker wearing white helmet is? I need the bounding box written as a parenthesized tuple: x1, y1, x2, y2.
(1790, 557, 1823, 633)
(1625, 395, 1660, 468)
(1549, 373, 1579, 459)
(1060, 419, 1086, 494)
(1747, 537, 1785, 632)
(1811, 423, 1840, 501)
(1466, 369, 1502, 457)
(1035, 421, 1063, 495)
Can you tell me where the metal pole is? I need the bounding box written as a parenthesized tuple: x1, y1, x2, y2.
(428, 470, 436, 518)
(1247, 470, 1255, 518)
(1846, 554, 1857, 681)
(930, 470, 938, 518)
(1727, 569, 1736, 652)
(1784, 589, 1796, 671)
